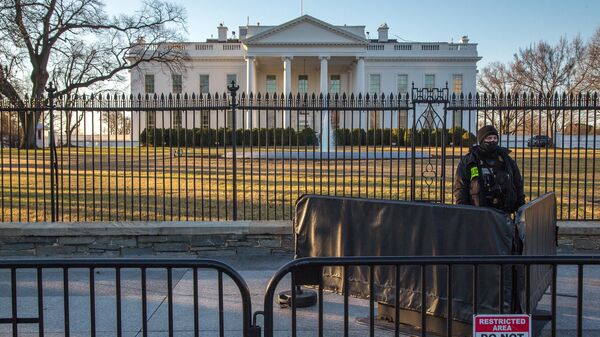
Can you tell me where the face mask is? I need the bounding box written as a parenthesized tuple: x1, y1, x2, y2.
(480, 140, 498, 153)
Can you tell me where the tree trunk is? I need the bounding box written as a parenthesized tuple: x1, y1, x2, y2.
(19, 111, 40, 149)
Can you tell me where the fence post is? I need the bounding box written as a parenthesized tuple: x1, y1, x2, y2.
(228, 81, 240, 221)
(45, 82, 59, 222)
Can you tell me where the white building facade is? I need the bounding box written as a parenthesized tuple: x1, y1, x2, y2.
(130, 15, 481, 136)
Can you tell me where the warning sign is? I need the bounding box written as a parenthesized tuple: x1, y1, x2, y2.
(473, 314, 531, 337)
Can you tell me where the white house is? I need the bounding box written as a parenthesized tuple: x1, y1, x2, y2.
(129, 15, 481, 138)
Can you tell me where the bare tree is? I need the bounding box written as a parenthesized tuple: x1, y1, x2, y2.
(477, 34, 600, 136)
(101, 110, 132, 136)
(0, 0, 187, 148)
(477, 63, 525, 134)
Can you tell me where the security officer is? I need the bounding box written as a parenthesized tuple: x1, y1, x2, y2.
(453, 125, 526, 214)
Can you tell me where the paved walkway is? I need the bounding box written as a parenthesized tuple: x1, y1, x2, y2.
(0, 253, 599, 336)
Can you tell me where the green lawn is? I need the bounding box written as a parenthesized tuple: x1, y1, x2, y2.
(1, 146, 598, 222)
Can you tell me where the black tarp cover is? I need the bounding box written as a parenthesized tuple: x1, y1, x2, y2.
(515, 192, 557, 313)
(294, 195, 516, 322)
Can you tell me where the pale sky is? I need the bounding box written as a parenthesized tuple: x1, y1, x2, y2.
(102, 0, 600, 69)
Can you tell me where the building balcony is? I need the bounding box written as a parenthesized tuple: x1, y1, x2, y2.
(365, 42, 479, 58)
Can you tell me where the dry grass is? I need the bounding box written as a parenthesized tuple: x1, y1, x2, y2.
(1, 146, 598, 222)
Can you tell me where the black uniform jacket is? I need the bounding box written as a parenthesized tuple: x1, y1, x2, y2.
(453, 145, 526, 213)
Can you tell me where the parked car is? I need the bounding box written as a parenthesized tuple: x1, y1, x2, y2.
(527, 135, 553, 148)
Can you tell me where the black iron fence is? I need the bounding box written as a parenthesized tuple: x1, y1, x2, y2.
(0, 258, 260, 337)
(0, 83, 598, 221)
(261, 255, 600, 337)
(2, 255, 600, 336)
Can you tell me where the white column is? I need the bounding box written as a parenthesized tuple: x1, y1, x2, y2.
(355, 56, 365, 95)
(355, 56, 367, 129)
(283, 56, 293, 128)
(245, 56, 255, 129)
(319, 56, 329, 95)
(319, 56, 333, 151)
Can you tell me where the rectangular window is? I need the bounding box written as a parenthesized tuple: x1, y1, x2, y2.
(452, 74, 463, 94)
(369, 74, 381, 94)
(329, 75, 341, 94)
(453, 110, 463, 128)
(199, 74, 210, 94)
(425, 74, 435, 90)
(266, 75, 277, 94)
(226, 74, 237, 86)
(144, 74, 155, 94)
(399, 110, 408, 129)
(172, 74, 182, 94)
(369, 111, 381, 128)
(173, 111, 182, 128)
(298, 75, 308, 94)
(397, 74, 408, 95)
(200, 110, 210, 128)
(226, 111, 234, 129)
(147, 111, 155, 128)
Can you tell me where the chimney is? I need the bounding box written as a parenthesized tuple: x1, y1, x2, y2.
(377, 23, 389, 42)
(217, 23, 228, 42)
(459, 35, 470, 44)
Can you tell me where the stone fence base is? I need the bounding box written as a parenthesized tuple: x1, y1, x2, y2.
(0, 221, 293, 257)
(0, 220, 597, 257)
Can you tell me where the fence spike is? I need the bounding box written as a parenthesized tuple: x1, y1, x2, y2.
(358, 92, 362, 100)
(350, 93, 355, 101)
(468, 92, 473, 100)
(593, 92, 598, 105)
(389, 92, 394, 100)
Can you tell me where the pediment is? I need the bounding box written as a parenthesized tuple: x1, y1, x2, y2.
(244, 15, 367, 45)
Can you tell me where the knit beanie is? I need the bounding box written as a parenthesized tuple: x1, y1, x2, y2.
(477, 125, 499, 144)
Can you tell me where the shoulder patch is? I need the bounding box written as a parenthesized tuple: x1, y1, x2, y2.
(470, 166, 479, 180)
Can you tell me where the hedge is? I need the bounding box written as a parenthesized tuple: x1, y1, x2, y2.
(139, 127, 476, 147)
(139, 127, 318, 147)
